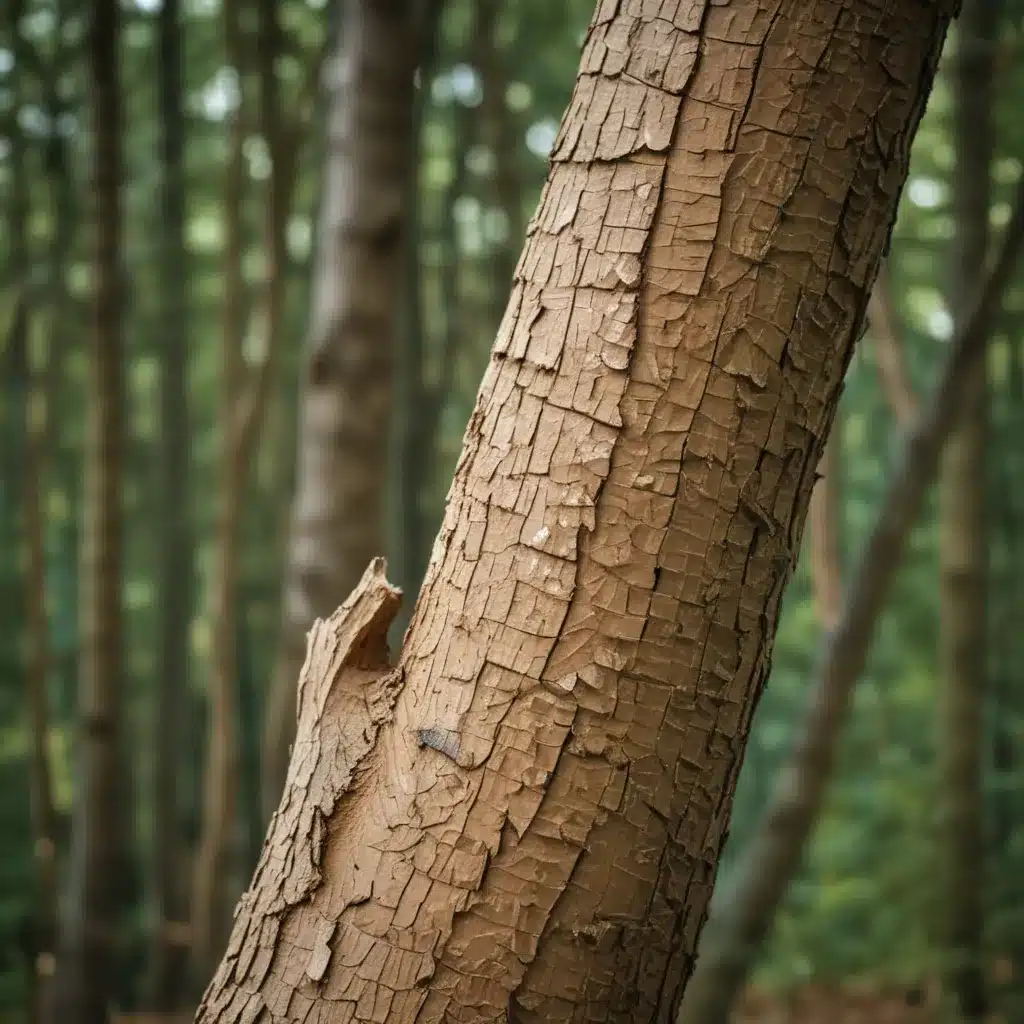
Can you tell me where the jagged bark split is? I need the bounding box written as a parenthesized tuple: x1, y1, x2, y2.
(199, 2, 956, 1021)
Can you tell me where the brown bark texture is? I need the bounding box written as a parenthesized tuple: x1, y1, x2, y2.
(150, 0, 192, 1006)
(53, 0, 126, 1019)
(675, 177, 1024, 1024)
(199, 2, 956, 1022)
(261, 0, 416, 819)
(940, 1, 996, 1017)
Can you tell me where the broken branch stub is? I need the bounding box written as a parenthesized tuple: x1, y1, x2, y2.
(197, 558, 402, 1015)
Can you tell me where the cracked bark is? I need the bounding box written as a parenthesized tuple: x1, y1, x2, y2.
(676, 167, 1024, 1024)
(198, 2, 957, 1021)
(261, 0, 417, 822)
(940, 1, 997, 1017)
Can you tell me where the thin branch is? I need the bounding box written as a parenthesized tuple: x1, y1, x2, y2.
(867, 260, 919, 426)
(807, 432, 843, 631)
(677, 177, 1024, 1024)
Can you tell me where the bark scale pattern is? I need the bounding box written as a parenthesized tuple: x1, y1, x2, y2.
(198, 1, 954, 1021)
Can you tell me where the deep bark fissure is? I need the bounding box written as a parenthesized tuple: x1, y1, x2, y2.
(199, 2, 958, 1021)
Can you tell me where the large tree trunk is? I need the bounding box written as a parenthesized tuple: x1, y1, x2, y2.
(675, 147, 1024, 1024)
(940, 1, 996, 1016)
(261, 0, 417, 819)
(198, 2, 955, 1021)
(53, 0, 126, 1018)
(149, 0, 192, 1006)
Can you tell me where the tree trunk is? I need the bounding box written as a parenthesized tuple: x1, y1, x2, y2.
(149, 0, 192, 1007)
(198, 3, 956, 1021)
(191, 0, 250, 986)
(261, 0, 417, 819)
(940, 1, 997, 1017)
(53, 0, 126, 1018)
(7, 2, 60, 1015)
(675, 174, 1024, 1024)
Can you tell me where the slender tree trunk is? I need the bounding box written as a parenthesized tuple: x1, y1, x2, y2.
(940, 2, 997, 1017)
(7, 4, 60, 1016)
(675, 185, 1024, 1024)
(149, 0, 192, 1006)
(198, 3, 957, 1021)
(261, 0, 417, 819)
(191, 0, 249, 986)
(53, 0, 126, 1019)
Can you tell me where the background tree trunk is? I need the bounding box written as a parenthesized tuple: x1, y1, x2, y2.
(53, 0, 126, 1018)
(197, 2, 956, 1021)
(149, 0, 192, 1006)
(191, 0, 250, 986)
(7, 3, 59, 1016)
(260, 0, 417, 820)
(940, 1, 997, 1016)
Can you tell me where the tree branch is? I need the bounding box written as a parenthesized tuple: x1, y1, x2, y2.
(677, 177, 1024, 1024)
(867, 260, 919, 426)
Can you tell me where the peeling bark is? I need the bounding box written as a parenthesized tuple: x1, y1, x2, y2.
(940, 1, 997, 1017)
(199, 2, 957, 1021)
(676, 179, 1024, 1024)
(262, 0, 417, 819)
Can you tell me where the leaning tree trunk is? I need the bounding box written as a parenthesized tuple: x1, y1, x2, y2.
(53, 0, 126, 1019)
(941, 1, 997, 1017)
(261, 0, 416, 820)
(198, 2, 955, 1022)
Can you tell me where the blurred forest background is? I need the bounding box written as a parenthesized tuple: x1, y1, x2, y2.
(2, 0, 1024, 1022)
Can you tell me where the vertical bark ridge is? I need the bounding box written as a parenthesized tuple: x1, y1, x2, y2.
(197, 2, 955, 1021)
